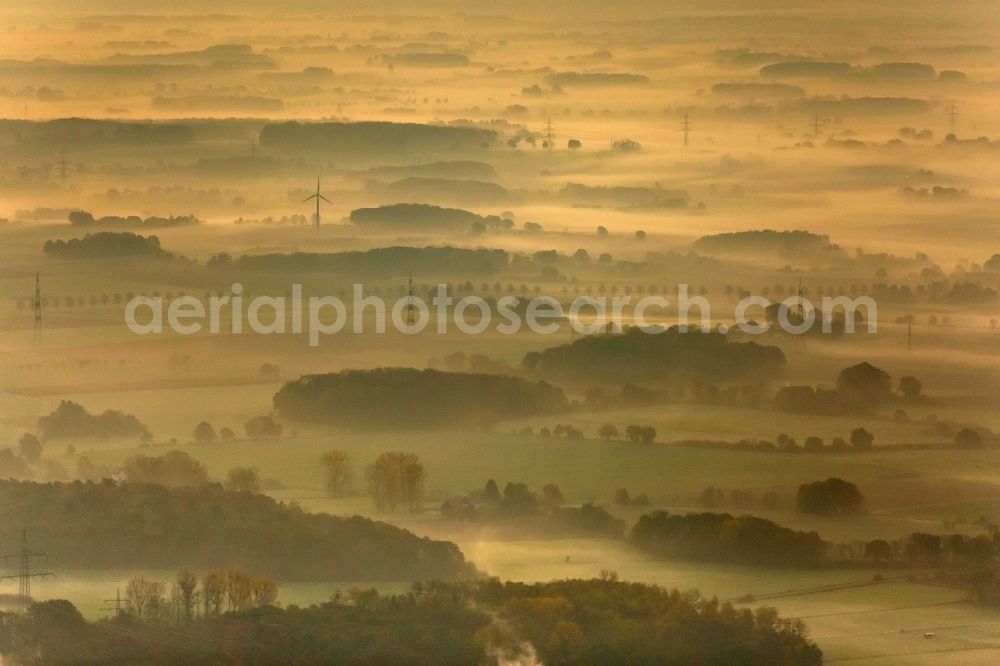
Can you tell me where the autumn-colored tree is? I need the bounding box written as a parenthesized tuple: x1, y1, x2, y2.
(202, 570, 227, 616)
(366, 451, 425, 512)
(226, 570, 254, 612)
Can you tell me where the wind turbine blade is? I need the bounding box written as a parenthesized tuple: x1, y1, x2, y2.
(319, 195, 333, 204)
(302, 195, 318, 202)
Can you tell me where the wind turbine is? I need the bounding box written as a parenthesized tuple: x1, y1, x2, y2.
(302, 176, 332, 230)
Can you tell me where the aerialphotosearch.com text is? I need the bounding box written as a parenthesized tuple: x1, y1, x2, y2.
(124, 283, 877, 346)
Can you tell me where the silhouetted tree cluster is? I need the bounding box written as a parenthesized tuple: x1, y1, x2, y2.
(244, 414, 283, 438)
(68, 210, 200, 227)
(123, 450, 208, 487)
(43, 232, 168, 258)
(38, 400, 149, 440)
(523, 327, 786, 384)
(274, 368, 568, 429)
(774, 361, 919, 418)
(632, 511, 828, 567)
(625, 424, 657, 444)
(613, 487, 650, 507)
(861, 532, 998, 570)
(796, 478, 864, 514)
(0, 480, 472, 580)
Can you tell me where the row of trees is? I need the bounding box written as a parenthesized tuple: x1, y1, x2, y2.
(124, 569, 277, 622)
(516, 422, 659, 444)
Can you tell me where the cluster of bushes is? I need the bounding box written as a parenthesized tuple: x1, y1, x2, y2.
(0, 480, 472, 581)
(273, 368, 568, 428)
(523, 326, 786, 384)
(38, 400, 149, 440)
(42, 232, 168, 258)
(1, 578, 821, 664)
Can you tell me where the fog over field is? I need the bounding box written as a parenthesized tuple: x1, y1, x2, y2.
(0, 1, 999, 664)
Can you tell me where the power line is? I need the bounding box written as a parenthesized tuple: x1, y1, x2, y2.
(0, 530, 53, 613)
(101, 588, 125, 618)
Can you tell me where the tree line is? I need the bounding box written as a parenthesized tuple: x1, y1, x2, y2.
(0, 578, 821, 664)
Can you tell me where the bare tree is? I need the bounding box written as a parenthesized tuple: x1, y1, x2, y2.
(126, 575, 165, 621)
(320, 450, 353, 497)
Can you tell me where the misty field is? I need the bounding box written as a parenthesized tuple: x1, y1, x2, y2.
(1, 0, 999, 662)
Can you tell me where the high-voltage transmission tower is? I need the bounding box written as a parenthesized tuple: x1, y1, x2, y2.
(681, 112, 691, 146)
(946, 103, 958, 133)
(101, 588, 125, 618)
(405, 273, 416, 331)
(33, 272, 41, 340)
(0, 530, 53, 613)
